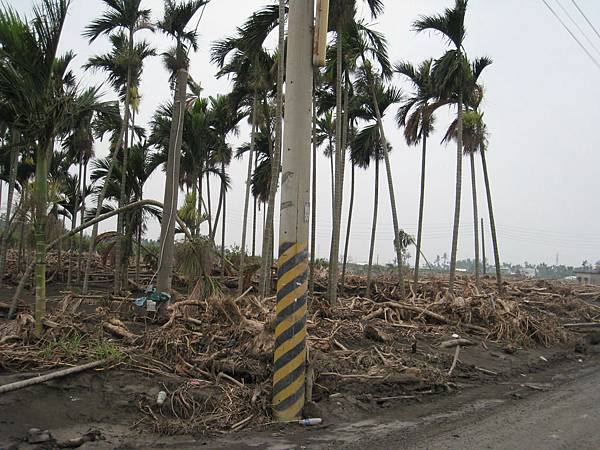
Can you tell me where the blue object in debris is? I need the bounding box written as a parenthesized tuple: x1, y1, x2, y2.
(134, 285, 170, 307)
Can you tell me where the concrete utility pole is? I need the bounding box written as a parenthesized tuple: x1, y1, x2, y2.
(156, 68, 188, 295)
(272, 0, 316, 421)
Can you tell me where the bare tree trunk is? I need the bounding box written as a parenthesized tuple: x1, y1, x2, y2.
(481, 217, 486, 275)
(329, 144, 334, 213)
(309, 84, 317, 297)
(362, 55, 405, 297)
(413, 131, 427, 283)
(480, 146, 502, 290)
(448, 92, 464, 294)
(327, 26, 345, 305)
(252, 161, 257, 257)
(77, 159, 86, 282)
(34, 140, 51, 336)
(156, 68, 188, 295)
(206, 173, 213, 238)
(259, 0, 286, 297)
(366, 157, 379, 298)
(135, 219, 142, 284)
(238, 94, 258, 295)
(0, 132, 19, 286)
(211, 175, 223, 242)
(221, 162, 226, 277)
(469, 151, 480, 289)
(340, 163, 355, 291)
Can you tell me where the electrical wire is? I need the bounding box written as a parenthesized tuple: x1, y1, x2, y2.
(569, 0, 600, 41)
(541, 0, 600, 70)
(554, 0, 600, 57)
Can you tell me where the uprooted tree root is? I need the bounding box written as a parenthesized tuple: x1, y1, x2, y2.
(1, 276, 600, 435)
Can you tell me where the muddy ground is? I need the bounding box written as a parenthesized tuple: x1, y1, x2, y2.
(1, 276, 600, 449)
(1, 343, 598, 449)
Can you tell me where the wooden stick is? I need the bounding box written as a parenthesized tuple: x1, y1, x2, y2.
(0, 360, 106, 395)
(448, 345, 461, 376)
(440, 338, 474, 349)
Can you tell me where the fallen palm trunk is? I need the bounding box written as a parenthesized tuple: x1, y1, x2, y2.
(0, 359, 107, 395)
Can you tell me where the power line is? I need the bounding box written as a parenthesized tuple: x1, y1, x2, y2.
(555, 0, 600, 57)
(569, 0, 600, 41)
(541, 0, 600, 70)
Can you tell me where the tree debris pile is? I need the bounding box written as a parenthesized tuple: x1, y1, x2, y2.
(1, 277, 600, 435)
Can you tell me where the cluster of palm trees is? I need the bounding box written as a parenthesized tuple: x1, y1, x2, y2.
(0, 0, 503, 330)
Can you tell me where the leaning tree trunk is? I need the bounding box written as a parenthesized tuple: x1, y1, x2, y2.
(362, 55, 405, 297)
(327, 26, 345, 305)
(259, 0, 286, 297)
(0, 132, 19, 286)
(156, 68, 188, 295)
(252, 165, 257, 257)
(34, 141, 51, 336)
(448, 91, 464, 295)
(9, 198, 194, 319)
(309, 84, 318, 297)
(366, 157, 380, 298)
(237, 94, 258, 296)
(340, 163, 355, 291)
(480, 145, 502, 290)
(210, 173, 224, 242)
(413, 130, 428, 284)
(469, 150, 480, 289)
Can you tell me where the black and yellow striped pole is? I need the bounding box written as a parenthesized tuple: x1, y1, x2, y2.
(272, 0, 317, 421)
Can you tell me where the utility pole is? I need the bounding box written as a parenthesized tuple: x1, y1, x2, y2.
(481, 218, 486, 275)
(272, 0, 317, 421)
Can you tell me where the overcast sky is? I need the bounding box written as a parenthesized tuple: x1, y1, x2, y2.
(6, 0, 600, 267)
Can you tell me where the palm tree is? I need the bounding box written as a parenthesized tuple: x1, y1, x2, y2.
(413, 0, 469, 294)
(327, 2, 385, 304)
(0, 0, 86, 333)
(156, 0, 207, 295)
(83, 0, 152, 294)
(395, 59, 437, 283)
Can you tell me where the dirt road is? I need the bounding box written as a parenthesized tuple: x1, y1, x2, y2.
(210, 354, 600, 450)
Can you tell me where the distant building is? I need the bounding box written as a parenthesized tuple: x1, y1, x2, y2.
(574, 270, 600, 285)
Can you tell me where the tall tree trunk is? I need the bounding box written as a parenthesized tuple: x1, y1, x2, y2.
(211, 175, 223, 241)
(0, 132, 19, 286)
(221, 162, 226, 277)
(259, 0, 286, 297)
(309, 83, 318, 297)
(17, 213, 24, 274)
(77, 159, 87, 282)
(206, 173, 213, 238)
(366, 157, 379, 298)
(237, 94, 258, 295)
(67, 188, 78, 289)
(362, 55, 405, 297)
(34, 141, 51, 336)
(329, 140, 334, 213)
(58, 215, 65, 281)
(156, 68, 188, 295)
(469, 151, 480, 289)
(480, 146, 502, 290)
(448, 92, 464, 294)
(340, 163, 355, 291)
(327, 25, 345, 305)
(252, 164, 257, 257)
(481, 217, 486, 275)
(197, 173, 203, 234)
(135, 216, 142, 284)
(113, 28, 135, 295)
(413, 130, 427, 283)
